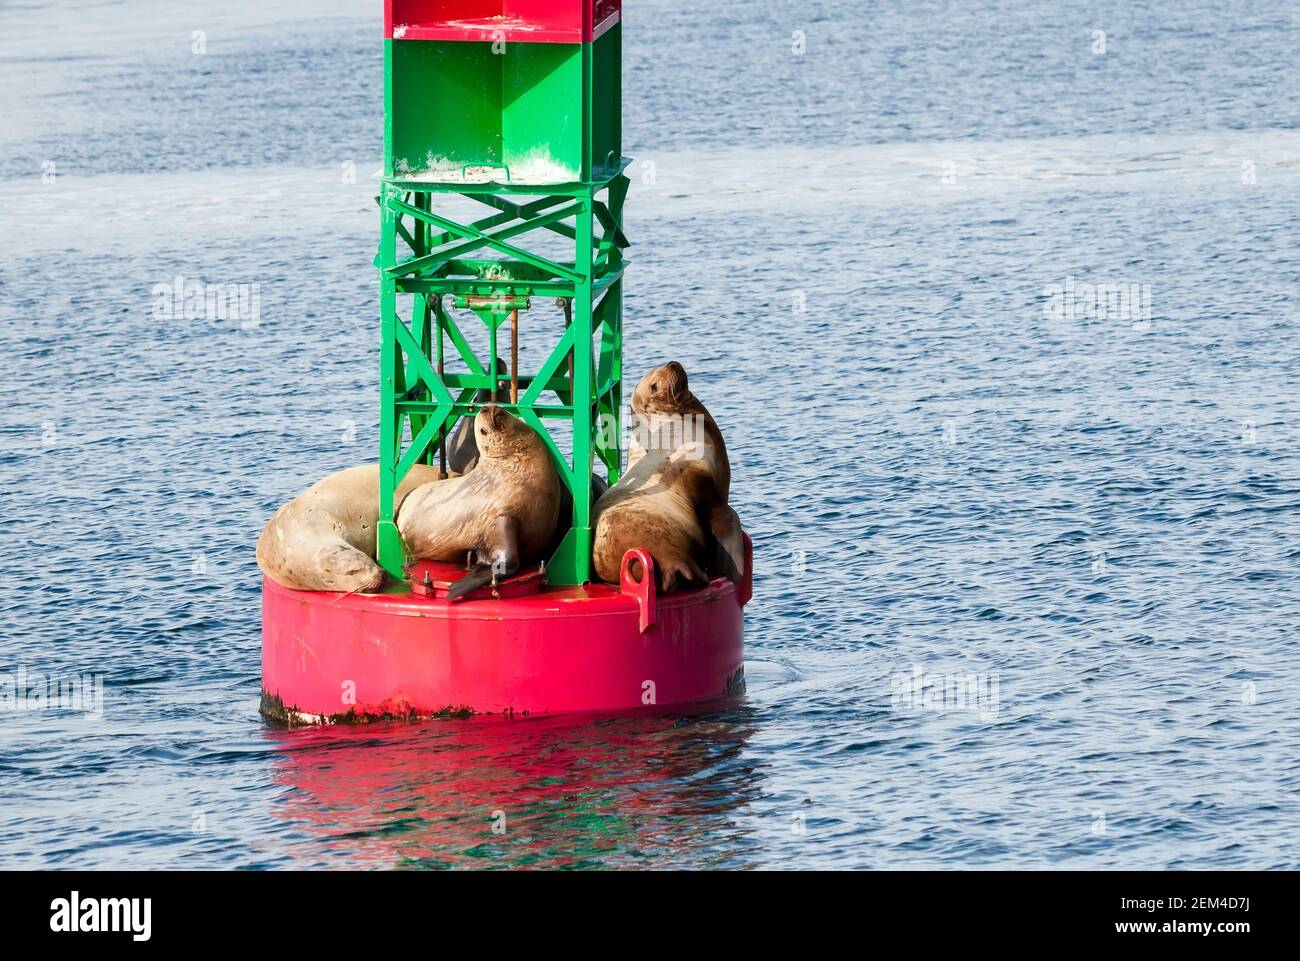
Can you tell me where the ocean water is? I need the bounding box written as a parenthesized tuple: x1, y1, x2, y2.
(1, 0, 1299, 869)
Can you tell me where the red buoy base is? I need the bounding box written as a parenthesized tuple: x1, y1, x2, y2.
(260, 552, 748, 724)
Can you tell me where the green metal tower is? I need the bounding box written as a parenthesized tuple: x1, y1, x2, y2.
(376, 6, 629, 586)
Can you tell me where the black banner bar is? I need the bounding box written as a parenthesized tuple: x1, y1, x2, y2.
(1, 870, 1278, 947)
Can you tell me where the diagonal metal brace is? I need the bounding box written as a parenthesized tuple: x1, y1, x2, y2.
(386, 197, 583, 282)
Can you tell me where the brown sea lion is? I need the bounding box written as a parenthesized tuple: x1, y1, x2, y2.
(256, 463, 450, 593)
(397, 405, 561, 598)
(592, 361, 745, 593)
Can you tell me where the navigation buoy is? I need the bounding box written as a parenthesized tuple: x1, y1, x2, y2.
(261, 1, 748, 723)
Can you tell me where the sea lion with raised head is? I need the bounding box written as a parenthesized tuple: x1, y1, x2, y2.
(256, 463, 450, 593)
(592, 361, 745, 593)
(398, 405, 561, 598)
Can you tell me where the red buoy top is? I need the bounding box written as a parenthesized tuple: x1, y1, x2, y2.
(386, 0, 621, 44)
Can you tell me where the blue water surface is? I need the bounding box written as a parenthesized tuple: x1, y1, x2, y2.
(0, 0, 1298, 868)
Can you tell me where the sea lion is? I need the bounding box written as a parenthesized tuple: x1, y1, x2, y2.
(256, 463, 451, 593)
(397, 405, 561, 598)
(592, 361, 745, 593)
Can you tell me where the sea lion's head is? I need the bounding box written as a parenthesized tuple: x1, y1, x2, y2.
(473, 405, 537, 460)
(631, 361, 693, 416)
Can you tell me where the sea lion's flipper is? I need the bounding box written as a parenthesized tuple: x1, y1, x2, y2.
(445, 515, 521, 601)
(659, 556, 708, 594)
(445, 563, 494, 600)
(708, 503, 745, 582)
(486, 514, 521, 576)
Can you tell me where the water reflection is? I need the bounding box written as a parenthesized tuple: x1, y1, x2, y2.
(265, 705, 762, 869)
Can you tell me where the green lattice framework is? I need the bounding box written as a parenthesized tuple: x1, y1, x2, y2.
(375, 168, 630, 586)
(377, 22, 627, 586)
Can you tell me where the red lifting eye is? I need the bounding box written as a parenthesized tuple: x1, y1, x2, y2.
(620, 548, 657, 633)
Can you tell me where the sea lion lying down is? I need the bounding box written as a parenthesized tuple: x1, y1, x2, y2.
(592, 361, 745, 593)
(256, 462, 450, 593)
(257, 406, 561, 596)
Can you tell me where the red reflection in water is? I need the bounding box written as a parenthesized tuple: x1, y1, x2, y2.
(265, 706, 758, 868)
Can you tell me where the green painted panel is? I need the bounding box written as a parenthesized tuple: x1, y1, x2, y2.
(591, 24, 621, 179)
(386, 33, 620, 186)
(389, 40, 503, 178)
(503, 43, 583, 183)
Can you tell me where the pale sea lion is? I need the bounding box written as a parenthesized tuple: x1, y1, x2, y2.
(256, 463, 451, 593)
(397, 405, 561, 598)
(592, 361, 745, 593)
